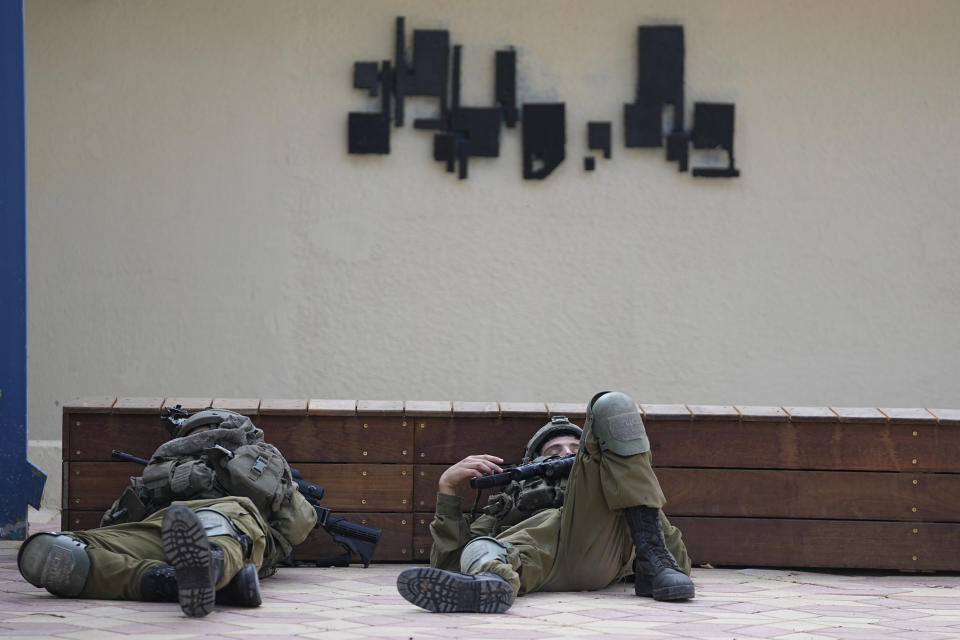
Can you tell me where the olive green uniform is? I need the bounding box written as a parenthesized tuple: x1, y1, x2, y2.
(73, 496, 276, 601)
(430, 425, 690, 595)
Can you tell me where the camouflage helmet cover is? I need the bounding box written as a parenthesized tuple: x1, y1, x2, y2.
(174, 408, 248, 438)
(522, 416, 583, 463)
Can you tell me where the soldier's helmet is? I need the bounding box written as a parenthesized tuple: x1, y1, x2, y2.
(521, 415, 583, 463)
(173, 408, 246, 438)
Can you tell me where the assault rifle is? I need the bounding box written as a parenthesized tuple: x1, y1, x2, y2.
(469, 453, 576, 490)
(288, 468, 382, 568)
(161, 404, 191, 436)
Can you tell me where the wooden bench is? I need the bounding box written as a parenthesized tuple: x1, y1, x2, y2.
(62, 397, 960, 570)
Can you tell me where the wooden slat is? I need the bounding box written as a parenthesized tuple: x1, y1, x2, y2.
(292, 463, 412, 512)
(832, 407, 888, 423)
(688, 405, 740, 420)
(736, 406, 789, 422)
(292, 512, 413, 563)
(640, 404, 691, 420)
(256, 415, 412, 463)
(62, 509, 103, 532)
(452, 401, 499, 417)
(404, 401, 452, 417)
(658, 468, 960, 522)
(784, 406, 838, 421)
(499, 402, 547, 418)
(929, 408, 960, 426)
(211, 398, 260, 415)
(881, 408, 937, 424)
(259, 399, 308, 415)
(308, 399, 357, 416)
(113, 397, 164, 414)
(671, 517, 960, 571)
(357, 400, 404, 416)
(413, 464, 500, 512)
(647, 420, 958, 472)
(66, 461, 413, 512)
(414, 418, 527, 466)
(63, 397, 117, 413)
(162, 397, 212, 412)
(546, 402, 587, 420)
(413, 511, 434, 562)
(64, 413, 167, 461)
(66, 462, 143, 509)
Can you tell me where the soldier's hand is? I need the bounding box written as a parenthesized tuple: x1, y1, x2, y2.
(438, 455, 504, 495)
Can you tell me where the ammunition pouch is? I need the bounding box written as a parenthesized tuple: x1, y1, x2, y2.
(100, 480, 150, 526)
(207, 443, 291, 515)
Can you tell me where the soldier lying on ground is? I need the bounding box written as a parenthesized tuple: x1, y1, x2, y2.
(397, 391, 694, 613)
(17, 409, 317, 617)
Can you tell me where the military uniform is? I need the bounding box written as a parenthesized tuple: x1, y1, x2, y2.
(398, 392, 694, 612)
(429, 425, 691, 594)
(18, 409, 317, 617)
(72, 496, 273, 601)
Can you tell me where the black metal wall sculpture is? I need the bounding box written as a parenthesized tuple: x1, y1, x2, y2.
(348, 17, 740, 180)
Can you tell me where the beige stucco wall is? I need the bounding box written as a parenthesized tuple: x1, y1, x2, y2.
(25, 0, 960, 465)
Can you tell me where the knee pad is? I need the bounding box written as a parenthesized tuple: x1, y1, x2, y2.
(460, 536, 509, 574)
(17, 533, 91, 596)
(585, 391, 650, 456)
(194, 508, 241, 540)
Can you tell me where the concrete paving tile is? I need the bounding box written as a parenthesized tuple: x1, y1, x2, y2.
(59, 632, 193, 640)
(226, 622, 345, 635)
(891, 633, 957, 640)
(0, 623, 88, 635)
(764, 609, 822, 620)
(296, 632, 366, 640)
(766, 620, 836, 632)
(577, 621, 677, 637)
(775, 634, 837, 640)
(728, 625, 797, 638)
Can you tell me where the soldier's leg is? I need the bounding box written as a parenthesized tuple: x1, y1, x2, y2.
(159, 501, 266, 617)
(18, 498, 266, 611)
(397, 535, 516, 614)
(17, 517, 170, 601)
(577, 391, 693, 601)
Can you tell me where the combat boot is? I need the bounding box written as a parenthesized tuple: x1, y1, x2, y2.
(141, 562, 262, 607)
(396, 567, 515, 613)
(141, 565, 178, 602)
(625, 506, 695, 601)
(216, 563, 262, 607)
(161, 505, 226, 617)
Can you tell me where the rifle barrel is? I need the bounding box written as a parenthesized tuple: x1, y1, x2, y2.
(111, 450, 149, 466)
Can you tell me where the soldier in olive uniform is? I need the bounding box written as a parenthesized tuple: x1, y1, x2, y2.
(17, 409, 317, 617)
(397, 391, 694, 613)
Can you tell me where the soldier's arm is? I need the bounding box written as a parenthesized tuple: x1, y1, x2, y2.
(429, 455, 504, 569)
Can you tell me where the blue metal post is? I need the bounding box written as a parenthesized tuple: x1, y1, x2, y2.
(0, 0, 46, 539)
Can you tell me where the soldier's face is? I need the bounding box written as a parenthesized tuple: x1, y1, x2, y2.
(540, 435, 580, 458)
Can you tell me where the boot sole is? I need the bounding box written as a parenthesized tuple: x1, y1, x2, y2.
(635, 578, 696, 601)
(652, 583, 695, 601)
(396, 567, 514, 613)
(161, 506, 215, 617)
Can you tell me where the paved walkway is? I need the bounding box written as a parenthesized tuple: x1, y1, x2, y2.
(2, 510, 958, 639)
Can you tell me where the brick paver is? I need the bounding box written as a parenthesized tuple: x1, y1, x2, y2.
(1, 510, 957, 639)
